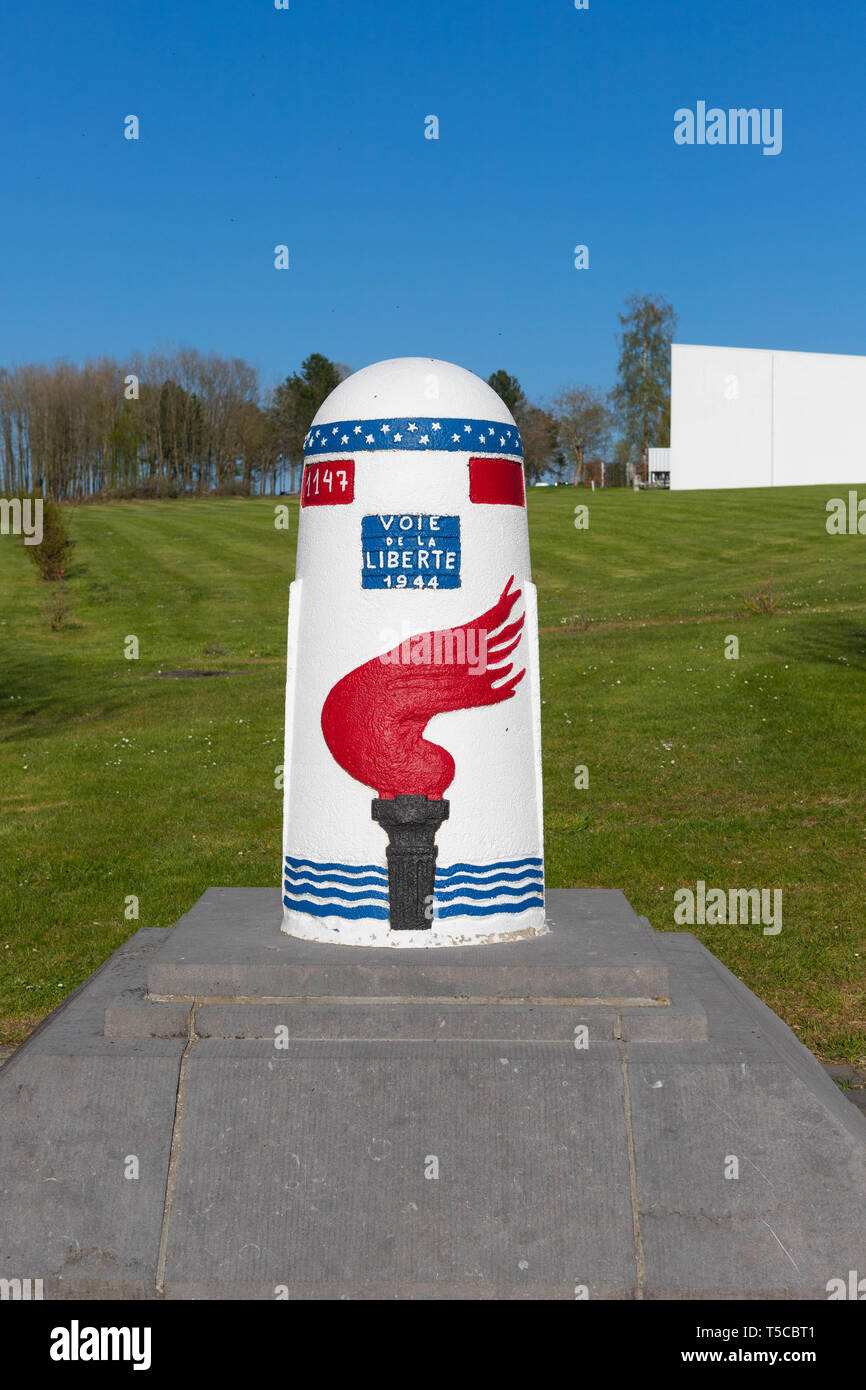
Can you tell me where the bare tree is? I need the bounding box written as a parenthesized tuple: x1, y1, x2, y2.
(518, 403, 561, 483)
(551, 385, 614, 485)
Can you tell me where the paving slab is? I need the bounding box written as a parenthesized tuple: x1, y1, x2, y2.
(629, 934, 866, 1297)
(656, 933, 866, 1138)
(0, 930, 184, 1300)
(630, 1047, 866, 1298)
(162, 1039, 636, 1300)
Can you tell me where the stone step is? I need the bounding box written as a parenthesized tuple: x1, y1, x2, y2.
(144, 886, 672, 1001)
(104, 989, 707, 1043)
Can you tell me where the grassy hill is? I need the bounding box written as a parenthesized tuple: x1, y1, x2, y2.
(1, 485, 864, 1063)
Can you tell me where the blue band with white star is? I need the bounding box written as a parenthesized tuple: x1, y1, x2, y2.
(304, 417, 523, 458)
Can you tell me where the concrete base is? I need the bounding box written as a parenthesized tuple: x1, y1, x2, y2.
(1, 888, 864, 1300)
(282, 903, 548, 948)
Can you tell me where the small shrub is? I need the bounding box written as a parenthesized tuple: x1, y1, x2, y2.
(560, 590, 591, 630)
(27, 499, 75, 581)
(43, 580, 68, 630)
(742, 570, 779, 615)
(208, 481, 250, 497)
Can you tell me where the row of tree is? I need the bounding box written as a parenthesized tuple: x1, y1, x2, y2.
(0, 295, 676, 500)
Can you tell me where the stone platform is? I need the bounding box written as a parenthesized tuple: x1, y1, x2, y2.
(1, 888, 864, 1300)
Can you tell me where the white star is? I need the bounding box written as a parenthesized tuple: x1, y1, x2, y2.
(314, 429, 320, 438)
(381, 423, 390, 433)
(393, 432, 402, 442)
(432, 422, 441, 430)
(365, 434, 375, 444)
(419, 434, 429, 444)
(407, 422, 418, 432)
(452, 433, 461, 442)
(354, 425, 362, 434)
(464, 424, 472, 433)
(500, 436, 505, 446)
(488, 428, 494, 436)
(341, 435, 349, 444)
(332, 426, 338, 434)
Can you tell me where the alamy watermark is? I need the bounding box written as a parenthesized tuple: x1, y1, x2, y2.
(674, 103, 782, 156)
(674, 880, 782, 935)
(0, 1276, 43, 1300)
(378, 623, 490, 674)
(826, 491, 866, 534)
(50, 1322, 151, 1370)
(826, 1270, 866, 1299)
(0, 497, 43, 545)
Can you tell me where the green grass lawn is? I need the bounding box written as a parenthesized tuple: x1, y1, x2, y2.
(1, 486, 864, 1063)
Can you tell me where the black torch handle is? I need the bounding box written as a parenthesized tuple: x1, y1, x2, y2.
(371, 795, 450, 931)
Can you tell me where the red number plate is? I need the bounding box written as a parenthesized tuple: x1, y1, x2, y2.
(301, 460, 355, 506)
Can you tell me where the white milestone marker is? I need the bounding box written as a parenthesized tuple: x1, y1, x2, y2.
(281, 357, 545, 947)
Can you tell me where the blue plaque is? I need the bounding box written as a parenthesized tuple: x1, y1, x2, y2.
(361, 514, 461, 590)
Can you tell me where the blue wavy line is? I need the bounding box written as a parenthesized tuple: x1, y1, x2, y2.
(282, 882, 388, 903)
(434, 897, 544, 919)
(435, 870, 544, 888)
(285, 871, 390, 890)
(284, 893, 544, 922)
(283, 896, 390, 921)
(436, 857, 543, 877)
(285, 854, 387, 876)
(434, 883, 545, 902)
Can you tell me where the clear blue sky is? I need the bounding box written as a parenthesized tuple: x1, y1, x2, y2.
(1, 0, 863, 401)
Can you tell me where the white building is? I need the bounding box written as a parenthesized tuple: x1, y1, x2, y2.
(669, 342, 866, 490)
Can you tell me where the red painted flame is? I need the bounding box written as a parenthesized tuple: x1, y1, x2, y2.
(321, 576, 525, 798)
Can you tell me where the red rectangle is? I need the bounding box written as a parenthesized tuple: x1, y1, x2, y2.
(301, 460, 355, 506)
(468, 457, 525, 507)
